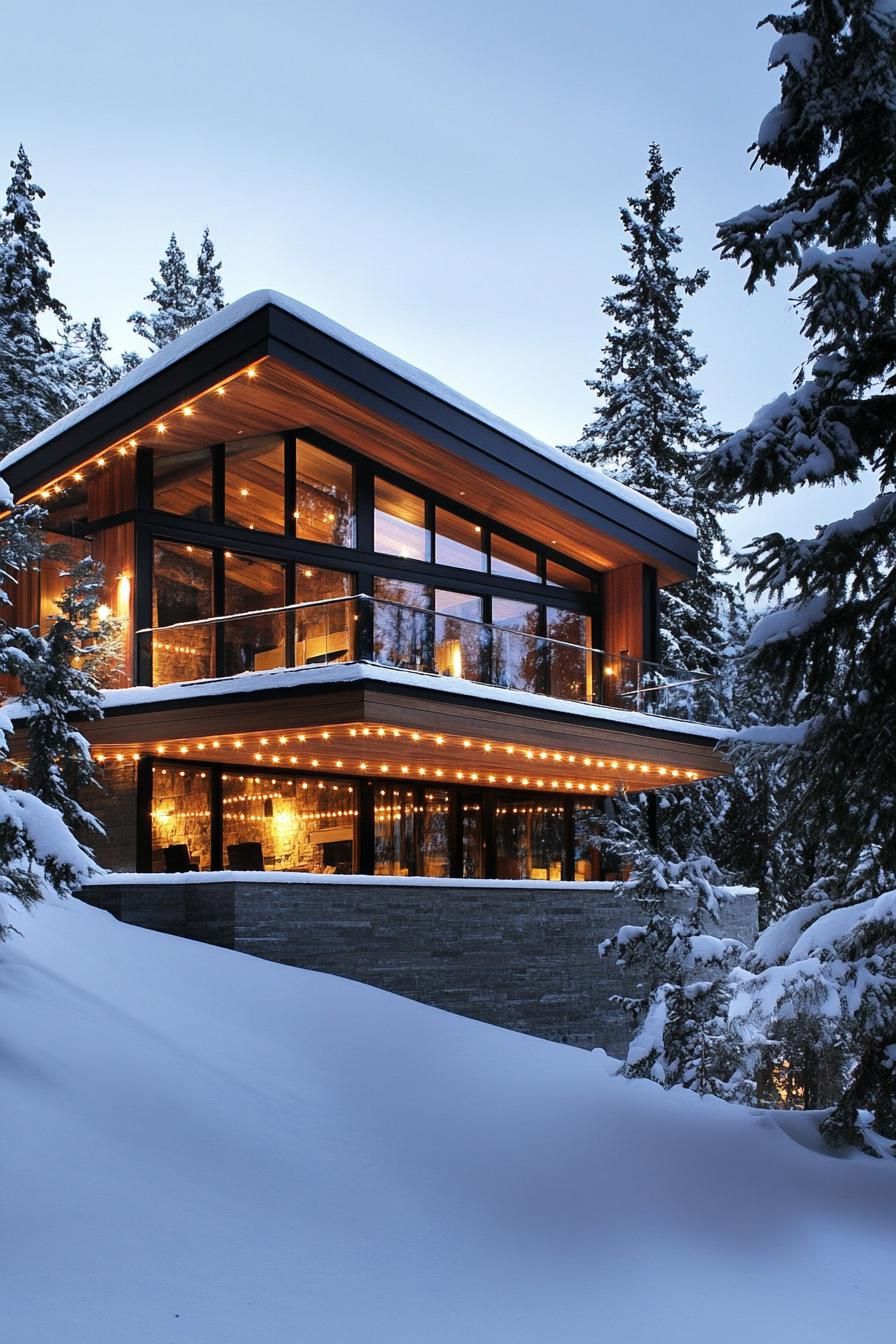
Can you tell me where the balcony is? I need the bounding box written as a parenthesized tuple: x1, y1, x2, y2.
(135, 594, 717, 724)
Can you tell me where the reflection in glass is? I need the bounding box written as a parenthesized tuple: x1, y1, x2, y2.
(152, 541, 214, 682)
(420, 790, 451, 876)
(151, 763, 212, 871)
(373, 577, 433, 670)
(491, 533, 539, 582)
(495, 794, 565, 880)
(434, 590, 485, 681)
(546, 558, 592, 592)
(434, 508, 485, 571)
(374, 786, 417, 875)
(461, 794, 484, 878)
(222, 553, 285, 675)
(573, 801, 604, 882)
(295, 566, 353, 665)
(546, 607, 592, 702)
(374, 479, 428, 560)
(154, 446, 213, 520)
(225, 435, 284, 533)
(222, 774, 356, 873)
(296, 441, 355, 546)
(491, 597, 542, 692)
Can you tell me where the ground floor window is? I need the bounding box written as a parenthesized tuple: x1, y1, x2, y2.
(151, 763, 213, 872)
(222, 773, 356, 873)
(144, 762, 615, 880)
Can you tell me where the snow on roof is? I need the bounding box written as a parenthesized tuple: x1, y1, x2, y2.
(4, 658, 731, 743)
(0, 289, 696, 540)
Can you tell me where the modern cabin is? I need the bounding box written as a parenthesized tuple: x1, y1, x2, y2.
(0, 290, 729, 888)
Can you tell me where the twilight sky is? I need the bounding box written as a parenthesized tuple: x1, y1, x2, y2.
(0, 0, 871, 552)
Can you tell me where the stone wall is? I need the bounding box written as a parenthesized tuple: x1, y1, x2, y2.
(82, 877, 757, 1054)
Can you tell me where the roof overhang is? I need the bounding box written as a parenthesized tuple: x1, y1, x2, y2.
(1, 293, 699, 583)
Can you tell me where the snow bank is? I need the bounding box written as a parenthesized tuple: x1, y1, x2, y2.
(1, 898, 894, 1344)
(0, 289, 696, 539)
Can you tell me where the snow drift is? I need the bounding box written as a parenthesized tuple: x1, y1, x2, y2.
(1, 896, 894, 1343)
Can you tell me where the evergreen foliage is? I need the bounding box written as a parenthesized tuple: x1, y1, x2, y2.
(0, 146, 70, 457)
(129, 229, 225, 352)
(573, 144, 738, 711)
(598, 793, 751, 1099)
(0, 479, 94, 936)
(710, 0, 896, 1147)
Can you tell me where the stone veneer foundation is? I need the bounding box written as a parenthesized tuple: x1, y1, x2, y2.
(80, 874, 757, 1054)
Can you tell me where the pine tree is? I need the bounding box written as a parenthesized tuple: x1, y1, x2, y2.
(573, 143, 738, 718)
(710, 0, 896, 1148)
(57, 317, 121, 404)
(0, 146, 70, 457)
(129, 229, 225, 353)
(13, 556, 117, 833)
(598, 793, 751, 1099)
(195, 227, 224, 318)
(0, 479, 94, 936)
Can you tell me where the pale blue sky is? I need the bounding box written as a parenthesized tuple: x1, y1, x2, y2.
(1, 0, 870, 550)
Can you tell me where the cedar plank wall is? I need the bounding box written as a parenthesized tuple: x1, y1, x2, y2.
(603, 563, 653, 661)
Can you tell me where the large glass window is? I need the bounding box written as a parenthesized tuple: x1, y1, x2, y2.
(546, 606, 592, 702)
(420, 789, 451, 877)
(154, 445, 213, 520)
(495, 794, 565, 881)
(434, 590, 485, 681)
(222, 553, 285, 676)
(546, 559, 592, 592)
(295, 566, 353, 665)
(491, 533, 539, 582)
(460, 793, 484, 878)
(573, 801, 603, 882)
(222, 773, 355, 873)
(373, 578, 433, 670)
(374, 479, 429, 561)
(434, 507, 485, 571)
(152, 541, 214, 683)
(295, 441, 355, 546)
(491, 598, 542, 692)
(374, 786, 417, 875)
(151, 763, 212, 872)
(225, 435, 284, 533)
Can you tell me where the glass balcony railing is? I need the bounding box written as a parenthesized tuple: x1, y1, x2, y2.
(135, 594, 718, 723)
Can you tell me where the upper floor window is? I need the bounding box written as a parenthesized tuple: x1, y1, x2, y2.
(225, 434, 284, 532)
(154, 444, 213, 520)
(374, 479, 429, 561)
(296, 440, 355, 546)
(434, 507, 486, 571)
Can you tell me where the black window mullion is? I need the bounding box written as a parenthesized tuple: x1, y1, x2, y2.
(284, 432, 297, 538)
(211, 442, 225, 524)
(213, 548, 226, 676)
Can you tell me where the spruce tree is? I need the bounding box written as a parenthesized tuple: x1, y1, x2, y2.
(0, 480, 94, 935)
(574, 143, 738, 719)
(599, 793, 751, 1099)
(710, 0, 896, 1148)
(195, 227, 225, 318)
(129, 229, 225, 353)
(0, 146, 70, 457)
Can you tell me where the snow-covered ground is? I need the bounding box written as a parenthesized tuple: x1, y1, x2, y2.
(2, 897, 894, 1344)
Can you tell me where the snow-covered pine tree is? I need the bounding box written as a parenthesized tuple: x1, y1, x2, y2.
(129, 229, 225, 353)
(58, 317, 121, 403)
(0, 146, 71, 458)
(598, 792, 751, 1098)
(195, 227, 225, 319)
(573, 143, 738, 720)
(0, 478, 93, 936)
(710, 0, 896, 1148)
(570, 143, 745, 866)
(13, 556, 117, 834)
